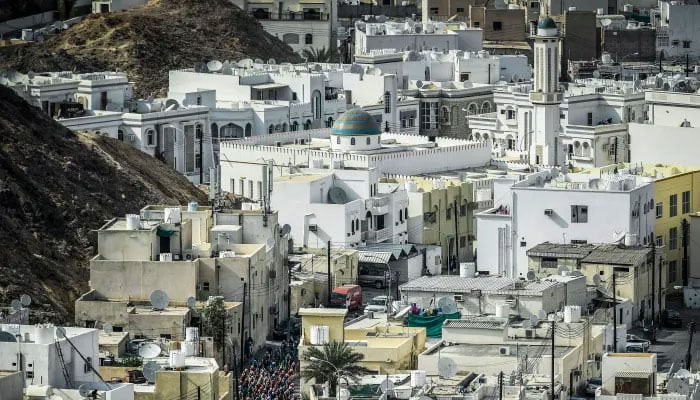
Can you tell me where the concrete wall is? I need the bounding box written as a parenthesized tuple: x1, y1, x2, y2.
(629, 123, 700, 166)
(469, 7, 527, 42)
(90, 260, 198, 300)
(0, 372, 24, 400)
(601, 353, 656, 395)
(603, 29, 656, 62)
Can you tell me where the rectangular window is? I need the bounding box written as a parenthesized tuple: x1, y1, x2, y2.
(669, 227, 677, 250)
(683, 41, 691, 49)
(682, 191, 690, 214)
(460, 204, 467, 216)
(571, 205, 588, 223)
(542, 257, 557, 268)
(669, 260, 677, 283)
(493, 21, 502, 31)
(670, 194, 678, 217)
(430, 7, 439, 14)
(587, 112, 593, 126)
(202, 282, 210, 291)
(656, 202, 663, 218)
(656, 235, 663, 247)
(160, 334, 172, 340)
(195, 154, 202, 169)
(460, 72, 470, 82)
(446, 206, 452, 220)
(456, 7, 464, 12)
(460, 236, 466, 248)
(473, 21, 480, 27)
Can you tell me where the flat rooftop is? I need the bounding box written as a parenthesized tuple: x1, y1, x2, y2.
(99, 331, 129, 346)
(100, 218, 160, 231)
(298, 307, 348, 317)
(528, 242, 651, 266)
(400, 276, 560, 296)
(426, 343, 573, 359)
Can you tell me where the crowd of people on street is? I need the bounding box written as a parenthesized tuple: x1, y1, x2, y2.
(238, 339, 299, 400)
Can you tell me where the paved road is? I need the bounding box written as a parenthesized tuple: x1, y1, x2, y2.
(645, 305, 700, 371)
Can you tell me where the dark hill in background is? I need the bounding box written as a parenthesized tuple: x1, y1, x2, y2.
(0, 0, 300, 97)
(0, 84, 207, 321)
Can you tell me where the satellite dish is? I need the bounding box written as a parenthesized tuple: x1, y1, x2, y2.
(142, 361, 162, 383)
(103, 323, 113, 334)
(164, 99, 180, 111)
(379, 378, 395, 393)
(139, 343, 162, 359)
(349, 63, 363, 74)
(280, 224, 291, 236)
(600, 18, 612, 27)
(268, 58, 277, 65)
(526, 270, 536, 281)
(313, 64, 323, 72)
(186, 296, 196, 309)
(149, 290, 170, 310)
(557, 266, 569, 274)
(438, 357, 457, 378)
(11, 300, 22, 312)
(592, 70, 601, 79)
(254, 58, 264, 65)
(20, 294, 31, 307)
(56, 327, 67, 339)
(238, 59, 254, 68)
(530, 314, 539, 326)
(676, 369, 691, 379)
(437, 297, 458, 314)
(415, 80, 424, 89)
(538, 309, 547, 320)
(27, 71, 35, 80)
(207, 60, 223, 72)
(78, 384, 95, 398)
(592, 274, 601, 286)
(522, 320, 532, 329)
(328, 187, 349, 204)
(0, 331, 17, 342)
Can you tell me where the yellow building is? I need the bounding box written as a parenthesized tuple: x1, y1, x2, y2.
(384, 176, 475, 271)
(297, 308, 426, 393)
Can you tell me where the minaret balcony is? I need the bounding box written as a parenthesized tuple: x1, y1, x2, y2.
(529, 92, 562, 104)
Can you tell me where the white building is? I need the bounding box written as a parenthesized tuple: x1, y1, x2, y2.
(229, 0, 338, 54)
(0, 324, 100, 389)
(654, 0, 700, 60)
(476, 168, 655, 278)
(354, 20, 483, 56)
(467, 18, 646, 169)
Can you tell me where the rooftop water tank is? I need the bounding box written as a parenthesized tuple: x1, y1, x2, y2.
(164, 207, 181, 224)
(160, 253, 173, 262)
(405, 181, 418, 192)
(126, 214, 141, 230)
(564, 305, 581, 323)
(34, 324, 55, 344)
(187, 202, 198, 212)
(410, 370, 427, 387)
(460, 262, 476, 278)
(169, 350, 186, 368)
(495, 303, 510, 318)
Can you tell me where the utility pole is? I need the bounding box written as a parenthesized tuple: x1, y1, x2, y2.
(682, 218, 689, 286)
(327, 241, 332, 306)
(454, 200, 459, 270)
(686, 54, 690, 78)
(197, 386, 201, 400)
(221, 312, 226, 370)
(613, 272, 618, 352)
(686, 321, 697, 369)
(199, 129, 204, 184)
(651, 237, 656, 343)
(551, 320, 556, 399)
(241, 282, 246, 367)
(499, 371, 504, 400)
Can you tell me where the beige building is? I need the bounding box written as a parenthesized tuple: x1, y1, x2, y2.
(469, 6, 527, 42)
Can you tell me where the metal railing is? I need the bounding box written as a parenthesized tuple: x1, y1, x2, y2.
(248, 11, 330, 21)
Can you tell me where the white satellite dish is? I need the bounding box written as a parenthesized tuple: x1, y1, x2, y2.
(557, 266, 569, 275)
(207, 60, 223, 72)
(78, 384, 94, 398)
(437, 297, 458, 314)
(138, 342, 162, 359)
(164, 99, 180, 111)
(593, 70, 601, 79)
(379, 378, 395, 393)
(526, 270, 536, 281)
(328, 187, 349, 204)
(592, 274, 601, 286)
(538, 309, 547, 320)
(27, 71, 35, 80)
(600, 18, 612, 27)
(11, 300, 22, 312)
(268, 58, 277, 65)
(254, 58, 264, 64)
(676, 369, 691, 379)
(186, 296, 196, 308)
(149, 290, 170, 310)
(142, 361, 162, 383)
(438, 357, 457, 378)
(103, 323, 113, 334)
(20, 294, 31, 307)
(238, 59, 254, 68)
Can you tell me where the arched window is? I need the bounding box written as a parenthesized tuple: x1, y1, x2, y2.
(468, 103, 478, 115)
(366, 137, 371, 145)
(355, 219, 360, 230)
(337, 136, 341, 144)
(275, 124, 282, 132)
(282, 123, 288, 132)
(384, 92, 391, 114)
(404, 207, 408, 219)
(312, 90, 322, 119)
(268, 125, 274, 134)
(481, 101, 491, 113)
(117, 129, 124, 141)
(292, 121, 299, 131)
(245, 123, 252, 137)
(305, 33, 313, 45)
(350, 137, 356, 145)
(399, 209, 403, 222)
(146, 129, 155, 146)
(326, 117, 333, 128)
(440, 106, 451, 124)
(195, 124, 202, 139)
(304, 120, 312, 129)
(211, 123, 219, 138)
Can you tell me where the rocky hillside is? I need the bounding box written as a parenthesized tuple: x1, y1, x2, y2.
(0, 85, 207, 321)
(0, 0, 300, 97)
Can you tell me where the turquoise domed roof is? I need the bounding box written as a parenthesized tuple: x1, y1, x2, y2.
(538, 17, 557, 29)
(331, 108, 381, 136)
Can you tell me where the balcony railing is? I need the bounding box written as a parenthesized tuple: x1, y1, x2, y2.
(249, 11, 330, 21)
(364, 228, 390, 243)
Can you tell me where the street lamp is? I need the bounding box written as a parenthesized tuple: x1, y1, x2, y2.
(309, 357, 342, 400)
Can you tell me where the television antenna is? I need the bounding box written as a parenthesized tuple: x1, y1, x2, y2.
(149, 290, 170, 310)
(142, 361, 162, 383)
(437, 297, 458, 314)
(438, 357, 457, 378)
(138, 343, 163, 359)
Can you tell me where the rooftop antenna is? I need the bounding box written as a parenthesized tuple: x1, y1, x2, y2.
(149, 290, 170, 310)
(280, 224, 291, 237)
(142, 361, 162, 383)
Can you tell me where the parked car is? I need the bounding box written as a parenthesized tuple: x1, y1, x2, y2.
(662, 309, 683, 328)
(364, 295, 389, 314)
(585, 378, 602, 395)
(626, 334, 650, 351)
(330, 284, 363, 310)
(358, 264, 398, 289)
(626, 343, 646, 352)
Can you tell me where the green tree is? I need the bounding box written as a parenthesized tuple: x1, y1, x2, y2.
(302, 47, 333, 63)
(203, 297, 227, 352)
(301, 341, 371, 396)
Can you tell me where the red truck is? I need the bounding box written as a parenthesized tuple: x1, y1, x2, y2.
(330, 285, 363, 310)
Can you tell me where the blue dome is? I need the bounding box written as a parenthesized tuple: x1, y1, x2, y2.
(538, 17, 557, 29)
(331, 108, 381, 136)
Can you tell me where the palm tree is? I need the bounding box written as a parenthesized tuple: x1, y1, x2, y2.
(301, 341, 371, 396)
(302, 47, 333, 63)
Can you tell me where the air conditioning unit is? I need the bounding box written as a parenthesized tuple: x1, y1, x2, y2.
(183, 250, 195, 261)
(454, 294, 464, 302)
(499, 346, 511, 356)
(275, 141, 282, 147)
(309, 224, 318, 232)
(544, 208, 554, 215)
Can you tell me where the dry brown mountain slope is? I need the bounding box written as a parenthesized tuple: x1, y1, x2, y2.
(0, 84, 207, 321)
(0, 0, 300, 97)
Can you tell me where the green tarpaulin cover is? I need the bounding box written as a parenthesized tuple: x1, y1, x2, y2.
(156, 226, 177, 237)
(407, 312, 460, 338)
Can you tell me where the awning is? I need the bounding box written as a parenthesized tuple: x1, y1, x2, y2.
(358, 251, 393, 264)
(615, 371, 652, 379)
(252, 83, 288, 90)
(157, 226, 176, 237)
